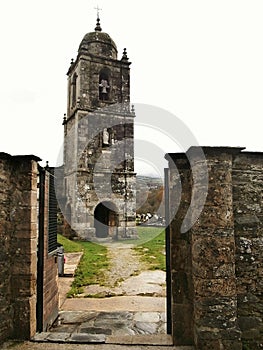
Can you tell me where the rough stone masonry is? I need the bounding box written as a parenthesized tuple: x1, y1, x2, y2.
(166, 146, 263, 350)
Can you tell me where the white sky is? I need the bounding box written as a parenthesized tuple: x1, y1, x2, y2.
(0, 0, 262, 175)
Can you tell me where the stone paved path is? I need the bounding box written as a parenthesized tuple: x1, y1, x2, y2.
(33, 310, 168, 344)
(78, 242, 166, 298)
(103, 243, 145, 287)
(40, 242, 169, 345)
(62, 296, 166, 312)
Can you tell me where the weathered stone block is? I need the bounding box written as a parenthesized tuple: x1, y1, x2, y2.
(194, 277, 236, 298)
(194, 297, 238, 330)
(12, 296, 36, 339)
(172, 305, 194, 345)
(11, 275, 36, 297)
(238, 316, 262, 331)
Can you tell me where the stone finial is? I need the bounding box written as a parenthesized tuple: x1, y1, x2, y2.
(71, 58, 74, 65)
(95, 16, 102, 32)
(131, 104, 135, 113)
(62, 113, 67, 125)
(45, 161, 49, 170)
(121, 48, 128, 61)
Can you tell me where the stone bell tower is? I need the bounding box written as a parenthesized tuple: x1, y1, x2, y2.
(61, 15, 137, 240)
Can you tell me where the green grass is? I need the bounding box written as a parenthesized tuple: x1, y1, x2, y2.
(57, 234, 108, 297)
(123, 226, 164, 245)
(135, 227, 166, 271)
(57, 234, 83, 252)
(67, 241, 108, 297)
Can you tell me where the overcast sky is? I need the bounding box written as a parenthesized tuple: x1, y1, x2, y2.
(0, 0, 262, 176)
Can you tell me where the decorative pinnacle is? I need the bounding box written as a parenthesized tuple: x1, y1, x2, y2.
(94, 5, 102, 31)
(121, 48, 128, 61)
(63, 113, 67, 125)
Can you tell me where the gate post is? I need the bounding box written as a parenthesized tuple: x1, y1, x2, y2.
(166, 153, 195, 346)
(166, 147, 243, 350)
(10, 155, 40, 340)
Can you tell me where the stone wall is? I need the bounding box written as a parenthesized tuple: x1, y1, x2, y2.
(166, 147, 263, 350)
(0, 153, 40, 343)
(0, 154, 59, 344)
(233, 153, 263, 349)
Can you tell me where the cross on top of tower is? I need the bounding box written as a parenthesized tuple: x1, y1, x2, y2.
(94, 5, 102, 18)
(94, 5, 102, 31)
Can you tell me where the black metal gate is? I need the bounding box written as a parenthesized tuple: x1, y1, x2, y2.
(36, 166, 58, 332)
(165, 168, 172, 335)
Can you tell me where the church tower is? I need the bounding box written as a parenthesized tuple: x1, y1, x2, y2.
(61, 15, 137, 240)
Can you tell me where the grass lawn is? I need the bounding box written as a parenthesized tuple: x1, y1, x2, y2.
(135, 227, 166, 271)
(57, 234, 108, 297)
(57, 234, 83, 252)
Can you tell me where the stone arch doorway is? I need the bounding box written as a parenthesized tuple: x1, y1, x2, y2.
(94, 201, 118, 239)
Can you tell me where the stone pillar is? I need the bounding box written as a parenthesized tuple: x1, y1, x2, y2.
(166, 153, 194, 346)
(10, 156, 39, 339)
(166, 147, 243, 350)
(0, 153, 40, 342)
(0, 153, 14, 342)
(233, 153, 263, 349)
(190, 147, 242, 350)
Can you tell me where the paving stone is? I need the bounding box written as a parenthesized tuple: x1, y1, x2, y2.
(94, 312, 133, 327)
(157, 322, 167, 334)
(107, 334, 174, 345)
(70, 333, 106, 343)
(50, 324, 78, 333)
(131, 334, 173, 345)
(47, 332, 71, 342)
(134, 322, 158, 334)
(59, 311, 98, 324)
(62, 296, 166, 312)
(98, 311, 133, 320)
(76, 320, 96, 328)
(120, 270, 166, 297)
(31, 332, 50, 342)
(79, 327, 112, 335)
(110, 327, 136, 337)
(2, 340, 196, 349)
(110, 319, 133, 328)
(134, 312, 160, 323)
(160, 312, 166, 322)
(94, 319, 129, 328)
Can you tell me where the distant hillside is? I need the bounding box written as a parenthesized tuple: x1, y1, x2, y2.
(136, 175, 163, 188)
(136, 175, 164, 216)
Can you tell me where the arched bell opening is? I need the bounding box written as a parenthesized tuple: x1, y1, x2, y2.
(99, 68, 111, 101)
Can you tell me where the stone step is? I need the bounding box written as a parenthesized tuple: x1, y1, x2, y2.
(3, 340, 196, 350)
(32, 332, 195, 349)
(106, 334, 174, 345)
